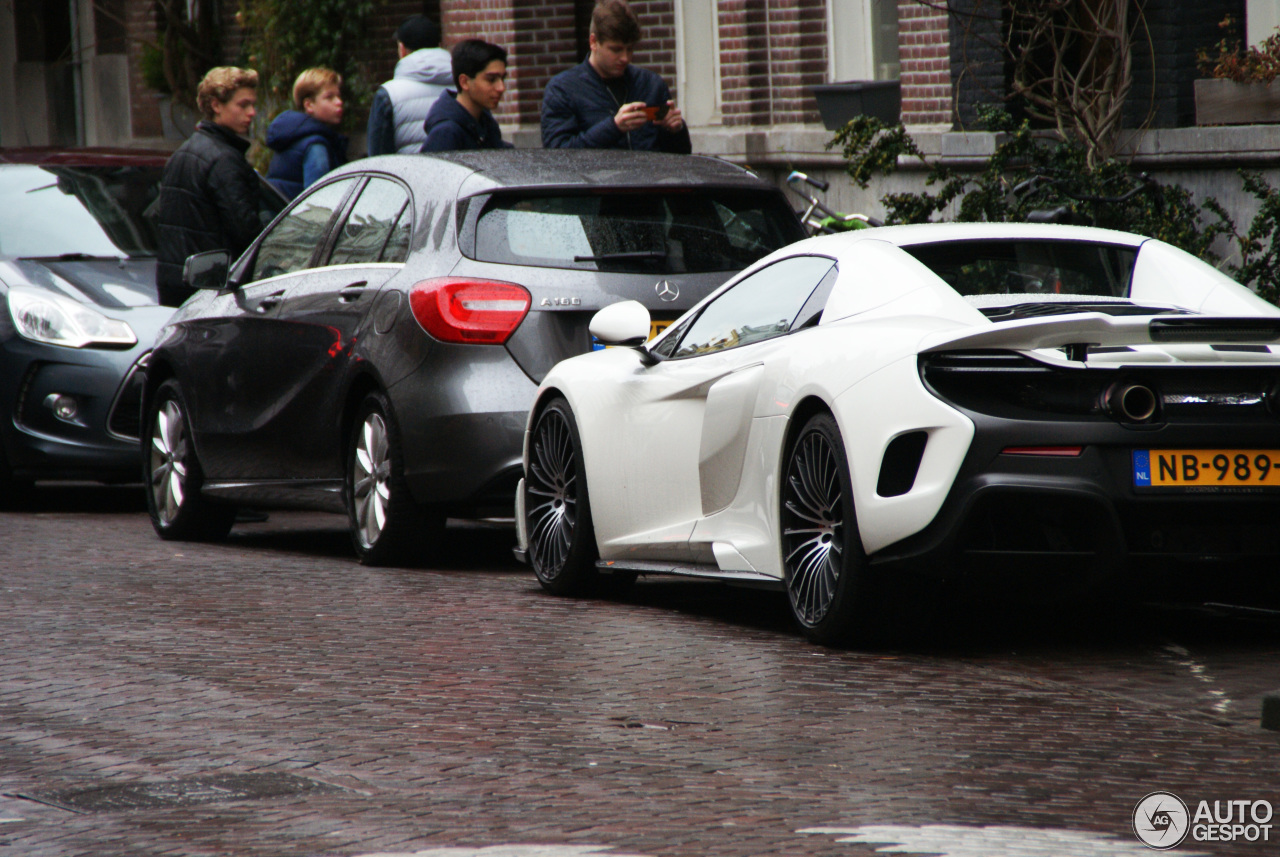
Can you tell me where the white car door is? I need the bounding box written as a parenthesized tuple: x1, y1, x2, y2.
(591, 255, 839, 563)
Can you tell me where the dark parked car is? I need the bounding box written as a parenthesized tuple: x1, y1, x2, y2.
(0, 148, 177, 502)
(143, 150, 806, 563)
(0, 147, 285, 504)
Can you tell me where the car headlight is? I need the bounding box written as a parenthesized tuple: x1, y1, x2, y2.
(6, 287, 136, 348)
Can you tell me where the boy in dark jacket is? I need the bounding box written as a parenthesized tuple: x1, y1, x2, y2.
(265, 68, 348, 200)
(154, 66, 263, 307)
(421, 40, 512, 152)
(541, 0, 690, 152)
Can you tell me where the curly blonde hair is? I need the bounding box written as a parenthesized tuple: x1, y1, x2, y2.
(196, 67, 259, 120)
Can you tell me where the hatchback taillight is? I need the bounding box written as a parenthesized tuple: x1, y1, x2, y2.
(409, 278, 531, 344)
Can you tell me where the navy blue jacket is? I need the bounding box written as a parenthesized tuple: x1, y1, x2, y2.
(265, 111, 347, 200)
(420, 91, 512, 152)
(541, 60, 692, 152)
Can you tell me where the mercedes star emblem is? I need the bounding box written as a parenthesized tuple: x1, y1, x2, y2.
(655, 280, 679, 302)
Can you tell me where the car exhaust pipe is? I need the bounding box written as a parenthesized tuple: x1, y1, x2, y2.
(1106, 382, 1158, 423)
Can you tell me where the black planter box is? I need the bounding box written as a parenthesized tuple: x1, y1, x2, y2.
(810, 80, 902, 129)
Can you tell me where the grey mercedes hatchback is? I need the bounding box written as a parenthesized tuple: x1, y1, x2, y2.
(143, 150, 805, 564)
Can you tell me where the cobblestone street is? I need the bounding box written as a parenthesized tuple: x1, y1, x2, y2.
(1, 486, 1278, 856)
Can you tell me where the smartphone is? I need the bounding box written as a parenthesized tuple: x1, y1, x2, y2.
(643, 103, 670, 122)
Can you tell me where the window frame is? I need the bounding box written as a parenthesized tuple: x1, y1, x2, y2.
(655, 254, 838, 361)
(235, 174, 362, 286)
(324, 174, 415, 267)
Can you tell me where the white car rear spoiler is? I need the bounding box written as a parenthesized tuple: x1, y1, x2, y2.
(920, 313, 1280, 360)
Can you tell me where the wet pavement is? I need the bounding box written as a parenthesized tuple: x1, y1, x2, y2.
(1, 485, 1278, 856)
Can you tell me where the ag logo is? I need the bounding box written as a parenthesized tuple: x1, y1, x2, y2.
(1133, 791, 1190, 849)
(654, 280, 679, 302)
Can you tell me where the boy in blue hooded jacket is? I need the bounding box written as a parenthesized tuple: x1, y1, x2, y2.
(421, 40, 513, 152)
(265, 68, 348, 200)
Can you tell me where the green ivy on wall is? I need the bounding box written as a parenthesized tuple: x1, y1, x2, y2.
(237, 0, 383, 133)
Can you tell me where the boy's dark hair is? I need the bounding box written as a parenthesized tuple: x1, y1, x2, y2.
(451, 39, 508, 89)
(591, 0, 641, 45)
(396, 15, 440, 51)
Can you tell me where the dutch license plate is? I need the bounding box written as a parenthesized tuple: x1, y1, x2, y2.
(592, 319, 673, 351)
(1133, 449, 1280, 488)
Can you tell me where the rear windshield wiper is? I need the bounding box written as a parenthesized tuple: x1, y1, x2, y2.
(573, 251, 667, 263)
(21, 253, 132, 262)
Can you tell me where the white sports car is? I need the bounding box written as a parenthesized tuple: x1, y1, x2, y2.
(513, 223, 1280, 644)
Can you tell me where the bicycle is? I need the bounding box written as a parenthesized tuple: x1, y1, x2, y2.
(786, 170, 883, 235)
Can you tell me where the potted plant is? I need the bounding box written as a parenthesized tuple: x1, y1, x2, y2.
(1195, 16, 1280, 125)
(809, 80, 902, 130)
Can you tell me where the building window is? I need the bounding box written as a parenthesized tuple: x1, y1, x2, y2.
(828, 0, 900, 81)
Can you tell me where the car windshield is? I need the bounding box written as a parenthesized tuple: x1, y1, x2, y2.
(903, 239, 1138, 298)
(473, 189, 804, 274)
(0, 164, 162, 259)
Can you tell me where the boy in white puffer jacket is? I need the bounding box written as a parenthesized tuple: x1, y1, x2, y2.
(366, 15, 453, 155)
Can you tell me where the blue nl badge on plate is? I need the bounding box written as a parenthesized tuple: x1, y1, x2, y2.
(1132, 449, 1151, 487)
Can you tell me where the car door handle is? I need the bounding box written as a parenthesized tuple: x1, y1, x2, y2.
(339, 282, 368, 303)
(256, 290, 286, 312)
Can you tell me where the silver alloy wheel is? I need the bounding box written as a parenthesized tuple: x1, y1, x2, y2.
(526, 407, 576, 576)
(782, 428, 844, 626)
(352, 411, 392, 549)
(149, 399, 188, 526)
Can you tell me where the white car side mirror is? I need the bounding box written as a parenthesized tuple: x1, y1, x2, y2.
(589, 300, 651, 347)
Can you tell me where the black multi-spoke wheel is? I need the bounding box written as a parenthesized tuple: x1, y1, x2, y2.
(346, 391, 440, 566)
(781, 412, 868, 645)
(525, 397, 601, 595)
(144, 379, 234, 541)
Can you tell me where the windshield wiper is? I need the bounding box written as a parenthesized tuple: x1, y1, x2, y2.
(574, 251, 667, 263)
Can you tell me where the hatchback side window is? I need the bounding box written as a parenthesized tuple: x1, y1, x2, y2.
(250, 178, 356, 281)
(671, 255, 837, 358)
(329, 178, 411, 266)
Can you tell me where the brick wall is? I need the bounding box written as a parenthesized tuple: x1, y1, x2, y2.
(356, 1, 444, 93)
(125, 1, 161, 138)
(438, 0, 578, 125)
(124, 1, 252, 141)
(899, 0, 950, 126)
(629, 0, 677, 97)
(768, 0, 827, 126)
(718, 0, 771, 126)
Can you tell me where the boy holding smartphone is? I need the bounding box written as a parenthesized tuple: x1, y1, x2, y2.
(541, 0, 691, 152)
